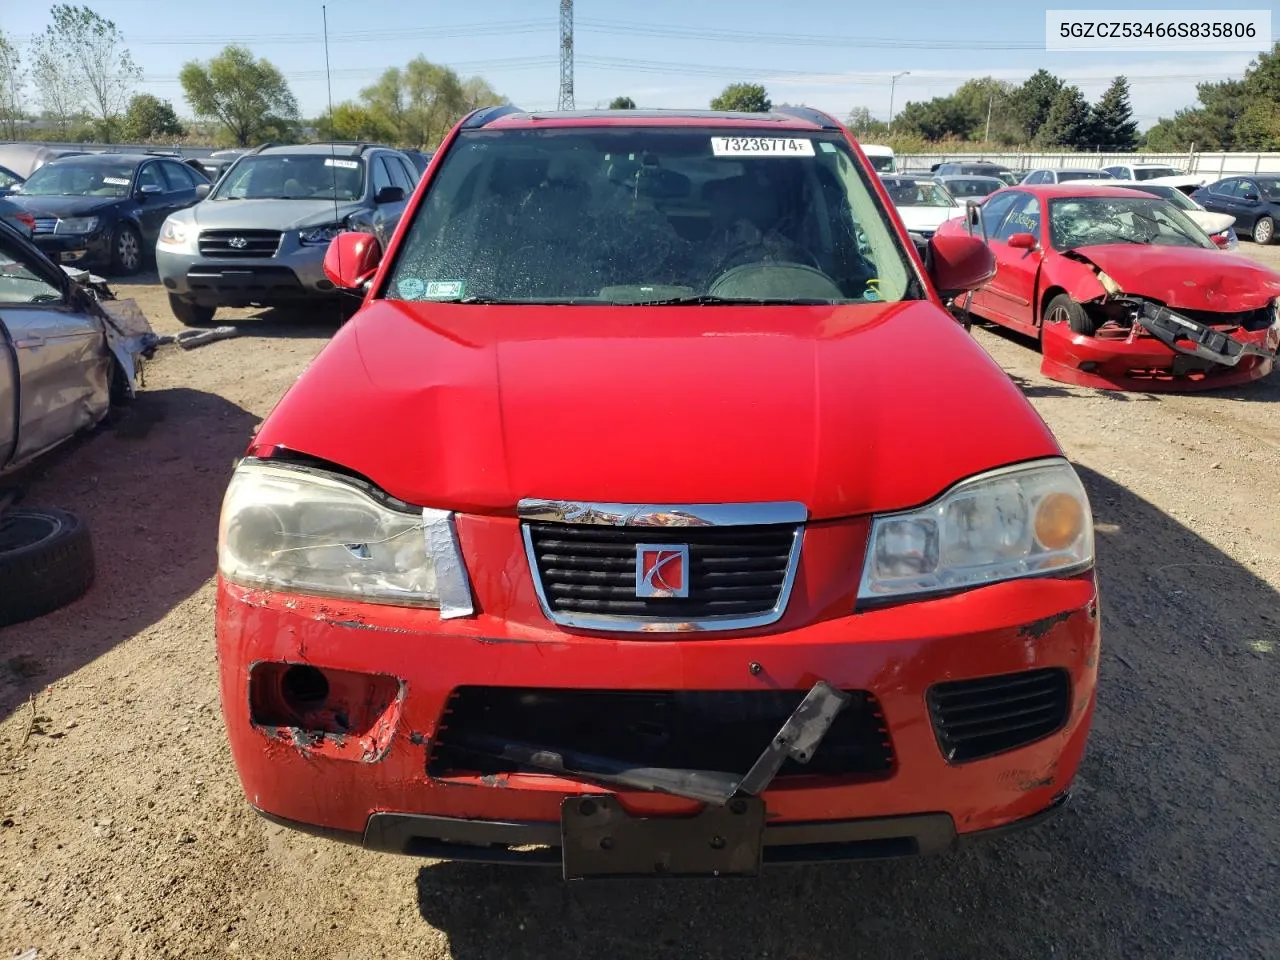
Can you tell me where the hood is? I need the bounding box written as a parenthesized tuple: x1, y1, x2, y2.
(1070, 244, 1280, 311)
(252, 300, 1060, 519)
(8, 194, 121, 218)
(190, 198, 365, 231)
(896, 205, 961, 232)
(1183, 210, 1235, 235)
(1145, 175, 1207, 189)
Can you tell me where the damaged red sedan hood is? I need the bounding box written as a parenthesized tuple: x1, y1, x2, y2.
(251, 299, 1058, 519)
(1069, 244, 1280, 311)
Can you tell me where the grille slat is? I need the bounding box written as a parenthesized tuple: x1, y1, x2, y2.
(32, 218, 58, 235)
(928, 668, 1071, 764)
(429, 687, 896, 780)
(527, 521, 798, 626)
(198, 229, 283, 258)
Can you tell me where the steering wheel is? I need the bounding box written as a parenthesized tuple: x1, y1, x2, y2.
(709, 239, 822, 281)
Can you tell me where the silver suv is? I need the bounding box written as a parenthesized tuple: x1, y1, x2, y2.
(156, 142, 419, 325)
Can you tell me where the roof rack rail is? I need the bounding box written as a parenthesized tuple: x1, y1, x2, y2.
(462, 104, 522, 128)
(773, 105, 841, 130)
(249, 141, 280, 155)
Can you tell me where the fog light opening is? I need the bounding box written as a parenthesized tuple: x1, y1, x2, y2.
(282, 664, 330, 710)
(1078, 361, 1099, 373)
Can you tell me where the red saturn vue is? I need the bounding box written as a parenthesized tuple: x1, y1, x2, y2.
(215, 106, 1100, 879)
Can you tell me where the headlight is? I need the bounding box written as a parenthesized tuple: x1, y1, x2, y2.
(217, 461, 473, 613)
(858, 458, 1093, 601)
(299, 223, 346, 246)
(158, 218, 188, 246)
(56, 216, 99, 234)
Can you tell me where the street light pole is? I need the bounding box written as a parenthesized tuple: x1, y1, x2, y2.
(888, 71, 910, 131)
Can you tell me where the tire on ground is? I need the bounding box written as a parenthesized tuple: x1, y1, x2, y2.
(168, 293, 217, 327)
(1253, 216, 1275, 245)
(110, 223, 143, 276)
(0, 508, 95, 628)
(1043, 292, 1099, 337)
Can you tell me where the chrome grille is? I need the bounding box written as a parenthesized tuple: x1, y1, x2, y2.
(197, 229, 282, 258)
(31, 218, 58, 235)
(519, 501, 805, 632)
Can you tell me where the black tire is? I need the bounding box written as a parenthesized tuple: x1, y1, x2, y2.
(1252, 216, 1275, 245)
(169, 294, 217, 327)
(0, 508, 95, 628)
(1043, 292, 1098, 337)
(110, 222, 143, 276)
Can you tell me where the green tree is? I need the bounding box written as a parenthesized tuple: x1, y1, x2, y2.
(357, 58, 500, 147)
(894, 96, 978, 141)
(1035, 85, 1091, 147)
(1088, 77, 1138, 149)
(121, 93, 185, 141)
(1145, 78, 1251, 151)
(317, 101, 398, 142)
(0, 31, 23, 139)
(609, 96, 637, 109)
(36, 5, 140, 141)
(844, 106, 889, 138)
(180, 45, 299, 146)
(1010, 69, 1063, 143)
(710, 83, 771, 112)
(1235, 44, 1280, 148)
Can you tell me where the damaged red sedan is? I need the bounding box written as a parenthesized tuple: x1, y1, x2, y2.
(939, 183, 1280, 391)
(215, 107, 1100, 879)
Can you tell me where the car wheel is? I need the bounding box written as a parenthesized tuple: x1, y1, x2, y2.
(111, 223, 143, 276)
(0, 507, 95, 628)
(168, 294, 216, 327)
(1043, 293, 1098, 337)
(1253, 216, 1275, 245)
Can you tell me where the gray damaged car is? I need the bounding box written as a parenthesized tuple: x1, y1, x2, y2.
(155, 142, 419, 325)
(1, 218, 157, 628)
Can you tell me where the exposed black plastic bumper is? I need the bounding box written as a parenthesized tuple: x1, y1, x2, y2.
(254, 791, 1071, 868)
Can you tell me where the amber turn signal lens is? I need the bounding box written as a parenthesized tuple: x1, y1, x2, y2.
(1035, 492, 1084, 550)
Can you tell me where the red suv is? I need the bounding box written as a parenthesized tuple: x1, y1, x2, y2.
(215, 107, 1099, 879)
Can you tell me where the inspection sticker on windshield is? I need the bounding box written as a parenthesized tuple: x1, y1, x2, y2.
(324, 158, 359, 169)
(711, 137, 814, 157)
(424, 280, 466, 299)
(102, 177, 131, 185)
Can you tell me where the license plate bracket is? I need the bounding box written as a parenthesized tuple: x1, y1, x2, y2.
(561, 795, 765, 879)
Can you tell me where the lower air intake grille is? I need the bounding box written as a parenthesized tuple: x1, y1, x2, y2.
(430, 687, 895, 780)
(928, 668, 1071, 763)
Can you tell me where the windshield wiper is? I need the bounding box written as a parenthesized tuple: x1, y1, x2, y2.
(623, 294, 841, 306)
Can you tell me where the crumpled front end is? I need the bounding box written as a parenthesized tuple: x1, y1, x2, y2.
(1040, 253, 1280, 392)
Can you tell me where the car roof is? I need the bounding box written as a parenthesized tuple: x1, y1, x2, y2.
(479, 106, 837, 131)
(1034, 168, 1111, 174)
(1113, 162, 1181, 168)
(47, 153, 155, 166)
(937, 174, 1005, 182)
(1011, 183, 1159, 199)
(257, 142, 382, 157)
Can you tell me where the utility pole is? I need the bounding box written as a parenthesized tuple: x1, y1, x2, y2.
(558, 0, 575, 111)
(985, 93, 995, 143)
(888, 71, 909, 131)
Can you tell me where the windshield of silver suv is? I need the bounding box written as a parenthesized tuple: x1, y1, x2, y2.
(385, 127, 915, 305)
(212, 155, 364, 201)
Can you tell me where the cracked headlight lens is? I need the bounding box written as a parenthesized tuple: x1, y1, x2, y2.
(218, 461, 448, 606)
(858, 458, 1094, 601)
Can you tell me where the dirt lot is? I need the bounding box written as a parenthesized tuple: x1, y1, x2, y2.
(2, 246, 1279, 960)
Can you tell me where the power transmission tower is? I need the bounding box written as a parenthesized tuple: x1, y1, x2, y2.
(558, 0, 574, 111)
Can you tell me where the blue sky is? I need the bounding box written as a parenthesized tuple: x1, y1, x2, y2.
(3, 0, 1275, 128)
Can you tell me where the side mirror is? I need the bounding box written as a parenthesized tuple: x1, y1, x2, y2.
(323, 232, 382, 289)
(137, 183, 162, 200)
(926, 233, 996, 300)
(1242, 192, 1260, 203)
(195, 183, 211, 199)
(1007, 232, 1038, 250)
(374, 185, 405, 205)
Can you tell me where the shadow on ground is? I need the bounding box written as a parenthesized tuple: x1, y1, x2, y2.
(414, 467, 1279, 960)
(0, 387, 259, 720)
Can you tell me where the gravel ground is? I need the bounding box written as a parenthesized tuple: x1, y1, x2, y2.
(2, 246, 1279, 960)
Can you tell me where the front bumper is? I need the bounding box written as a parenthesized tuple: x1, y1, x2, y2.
(31, 231, 112, 268)
(216, 519, 1100, 868)
(157, 238, 336, 307)
(1041, 318, 1276, 392)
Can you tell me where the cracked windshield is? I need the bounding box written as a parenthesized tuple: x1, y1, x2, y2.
(386, 129, 913, 304)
